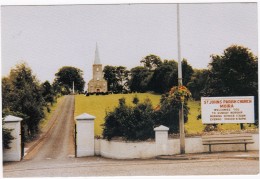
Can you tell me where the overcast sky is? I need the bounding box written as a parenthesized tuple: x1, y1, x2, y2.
(1, 3, 258, 87)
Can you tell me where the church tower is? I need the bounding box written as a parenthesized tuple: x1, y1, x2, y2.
(87, 44, 108, 93)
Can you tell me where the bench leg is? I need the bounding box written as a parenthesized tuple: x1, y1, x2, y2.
(209, 145, 211, 153)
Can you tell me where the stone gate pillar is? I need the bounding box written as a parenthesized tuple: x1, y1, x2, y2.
(3, 115, 23, 162)
(154, 125, 169, 156)
(75, 113, 96, 157)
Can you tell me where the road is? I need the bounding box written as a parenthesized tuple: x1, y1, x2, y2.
(3, 157, 259, 177)
(23, 95, 75, 162)
(2, 95, 259, 177)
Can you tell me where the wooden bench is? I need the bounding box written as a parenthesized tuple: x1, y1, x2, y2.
(202, 134, 254, 153)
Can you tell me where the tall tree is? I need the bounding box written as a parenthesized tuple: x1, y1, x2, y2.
(2, 63, 45, 136)
(202, 45, 258, 126)
(54, 66, 85, 94)
(103, 65, 129, 93)
(141, 54, 162, 71)
(149, 60, 178, 93)
(103, 65, 117, 91)
(181, 59, 194, 86)
(128, 66, 152, 92)
(187, 69, 209, 100)
(41, 81, 55, 106)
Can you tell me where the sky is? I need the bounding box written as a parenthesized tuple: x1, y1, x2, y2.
(1, 2, 258, 88)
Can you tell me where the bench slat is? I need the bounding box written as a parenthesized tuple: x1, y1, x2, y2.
(203, 140, 254, 145)
(202, 137, 252, 142)
(202, 134, 252, 139)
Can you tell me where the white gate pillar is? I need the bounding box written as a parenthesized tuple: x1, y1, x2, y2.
(154, 125, 169, 156)
(3, 115, 23, 162)
(75, 113, 96, 157)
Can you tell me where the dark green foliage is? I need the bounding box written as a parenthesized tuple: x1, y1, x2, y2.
(102, 98, 131, 140)
(202, 45, 258, 126)
(128, 66, 152, 92)
(155, 93, 189, 133)
(148, 60, 178, 93)
(103, 65, 129, 93)
(54, 66, 85, 94)
(140, 54, 162, 70)
(132, 95, 139, 105)
(103, 88, 191, 140)
(2, 63, 45, 137)
(102, 97, 156, 141)
(181, 59, 194, 86)
(187, 69, 209, 100)
(122, 99, 155, 140)
(2, 127, 14, 149)
(41, 81, 55, 106)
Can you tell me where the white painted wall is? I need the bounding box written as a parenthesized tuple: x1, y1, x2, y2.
(94, 134, 259, 159)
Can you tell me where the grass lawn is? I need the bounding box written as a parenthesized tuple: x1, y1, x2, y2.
(75, 93, 256, 136)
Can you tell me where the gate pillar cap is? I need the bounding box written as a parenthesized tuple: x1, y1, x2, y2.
(154, 125, 169, 131)
(4, 115, 23, 122)
(76, 113, 96, 120)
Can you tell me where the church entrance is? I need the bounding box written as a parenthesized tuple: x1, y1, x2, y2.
(96, 89, 100, 92)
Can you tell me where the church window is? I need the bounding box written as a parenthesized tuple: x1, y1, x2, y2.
(97, 77, 99, 81)
(97, 68, 99, 72)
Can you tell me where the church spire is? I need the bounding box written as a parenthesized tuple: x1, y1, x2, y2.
(94, 43, 101, 64)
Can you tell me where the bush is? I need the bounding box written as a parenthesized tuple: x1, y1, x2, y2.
(203, 124, 219, 132)
(102, 97, 155, 141)
(102, 86, 191, 141)
(2, 127, 14, 149)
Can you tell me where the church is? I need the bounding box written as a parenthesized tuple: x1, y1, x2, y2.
(87, 44, 108, 93)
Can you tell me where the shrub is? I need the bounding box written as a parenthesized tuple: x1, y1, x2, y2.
(203, 124, 219, 132)
(155, 86, 191, 133)
(2, 127, 14, 149)
(102, 97, 155, 141)
(102, 86, 191, 140)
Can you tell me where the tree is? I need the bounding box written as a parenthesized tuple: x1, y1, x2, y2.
(128, 66, 152, 92)
(115, 66, 130, 93)
(149, 60, 178, 93)
(103, 65, 129, 93)
(181, 59, 194, 86)
(2, 63, 45, 137)
(202, 45, 258, 127)
(141, 54, 162, 71)
(103, 66, 117, 92)
(187, 69, 209, 100)
(54, 66, 85, 94)
(41, 81, 55, 106)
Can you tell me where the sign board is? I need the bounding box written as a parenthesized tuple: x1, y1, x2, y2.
(201, 96, 254, 124)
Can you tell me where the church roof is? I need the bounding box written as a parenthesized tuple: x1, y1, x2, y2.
(94, 43, 101, 64)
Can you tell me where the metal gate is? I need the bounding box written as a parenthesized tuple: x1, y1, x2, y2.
(20, 122, 25, 160)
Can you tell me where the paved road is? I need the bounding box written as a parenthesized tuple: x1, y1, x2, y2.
(3, 157, 259, 177)
(2, 95, 259, 177)
(23, 95, 75, 162)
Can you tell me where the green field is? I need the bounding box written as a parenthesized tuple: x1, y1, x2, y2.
(75, 93, 255, 136)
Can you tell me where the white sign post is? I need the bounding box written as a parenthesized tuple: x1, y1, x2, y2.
(201, 96, 255, 124)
